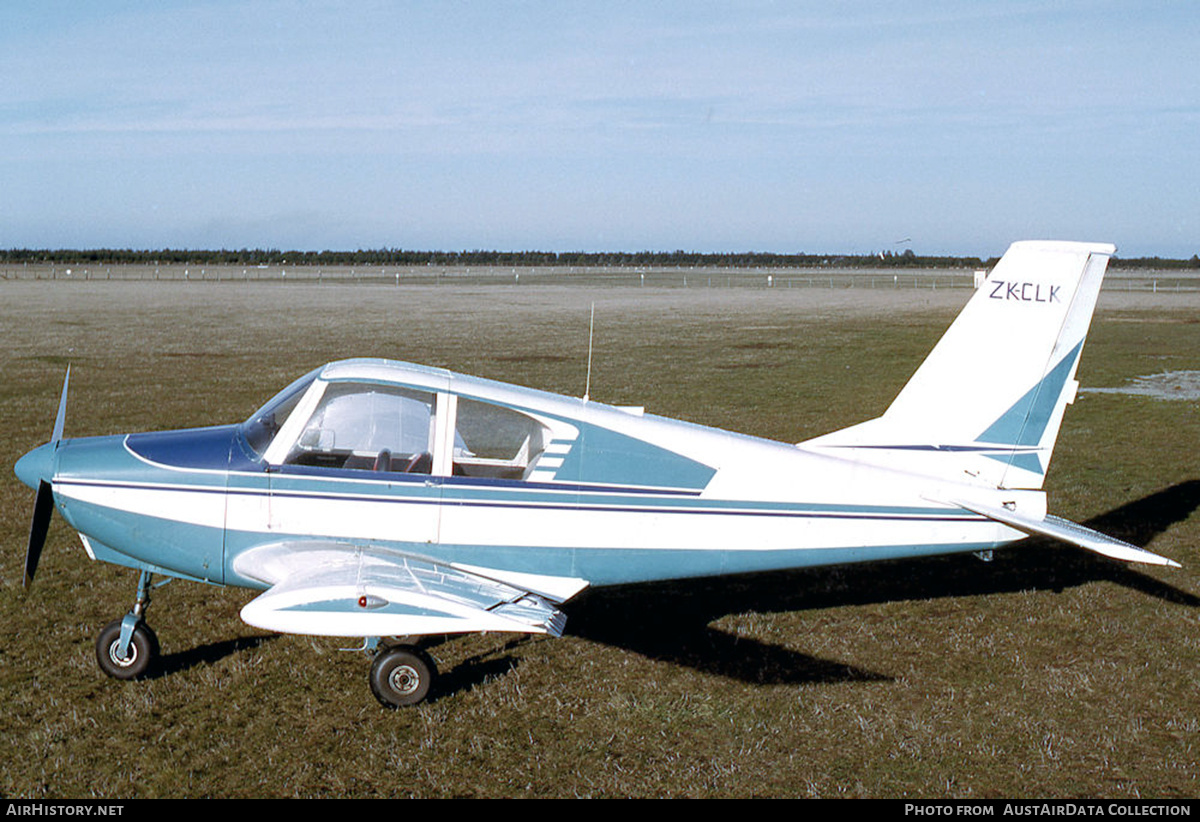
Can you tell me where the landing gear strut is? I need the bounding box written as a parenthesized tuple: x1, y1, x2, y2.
(95, 570, 159, 680)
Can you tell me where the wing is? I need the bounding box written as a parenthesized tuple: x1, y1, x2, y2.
(948, 497, 1180, 567)
(233, 541, 589, 638)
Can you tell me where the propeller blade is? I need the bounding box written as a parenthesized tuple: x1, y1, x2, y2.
(24, 480, 55, 587)
(52, 365, 70, 444)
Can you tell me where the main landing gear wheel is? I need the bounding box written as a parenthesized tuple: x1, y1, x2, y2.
(96, 619, 159, 680)
(369, 646, 437, 708)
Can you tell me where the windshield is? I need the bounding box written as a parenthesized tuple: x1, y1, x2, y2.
(240, 367, 320, 456)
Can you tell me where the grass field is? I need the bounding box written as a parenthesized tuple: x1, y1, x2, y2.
(1, 275, 1197, 798)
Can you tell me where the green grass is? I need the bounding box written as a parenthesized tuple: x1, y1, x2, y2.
(1, 278, 1197, 798)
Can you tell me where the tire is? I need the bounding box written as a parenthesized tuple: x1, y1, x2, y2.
(95, 618, 159, 680)
(369, 646, 436, 707)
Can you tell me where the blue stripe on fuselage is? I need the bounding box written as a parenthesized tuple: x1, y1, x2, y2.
(233, 471, 971, 520)
(80, 464, 975, 522)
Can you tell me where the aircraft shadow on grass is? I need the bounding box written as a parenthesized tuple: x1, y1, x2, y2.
(151, 635, 277, 680)
(559, 480, 1200, 690)
(145, 629, 523, 700)
(432, 639, 525, 703)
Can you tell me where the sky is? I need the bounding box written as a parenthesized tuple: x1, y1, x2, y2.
(1, 1, 1197, 257)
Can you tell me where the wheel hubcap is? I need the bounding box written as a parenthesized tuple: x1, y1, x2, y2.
(388, 663, 420, 696)
(108, 640, 137, 667)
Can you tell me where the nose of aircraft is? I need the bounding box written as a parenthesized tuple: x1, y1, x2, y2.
(14, 442, 55, 490)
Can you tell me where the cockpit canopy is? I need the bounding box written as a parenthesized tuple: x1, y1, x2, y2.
(240, 365, 550, 481)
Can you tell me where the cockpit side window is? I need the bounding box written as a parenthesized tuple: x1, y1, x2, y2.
(452, 398, 547, 480)
(285, 382, 437, 473)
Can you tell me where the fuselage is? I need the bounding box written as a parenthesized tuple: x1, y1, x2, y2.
(16, 359, 1035, 592)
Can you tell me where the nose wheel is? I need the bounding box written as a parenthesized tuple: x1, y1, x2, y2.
(96, 570, 159, 680)
(96, 618, 159, 680)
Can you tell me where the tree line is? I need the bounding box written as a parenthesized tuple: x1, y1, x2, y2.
(2, 247, 1197, 270)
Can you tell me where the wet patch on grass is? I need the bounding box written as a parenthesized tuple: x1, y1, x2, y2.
(1083, 370, 1200, 400)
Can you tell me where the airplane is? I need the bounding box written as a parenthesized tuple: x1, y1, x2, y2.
(15, 240, 1181, 708)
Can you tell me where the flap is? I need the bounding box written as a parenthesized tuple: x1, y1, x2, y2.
(233, 541, 583, 638)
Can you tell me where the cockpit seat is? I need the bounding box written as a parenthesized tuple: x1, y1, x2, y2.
(404, 452, 432, 474)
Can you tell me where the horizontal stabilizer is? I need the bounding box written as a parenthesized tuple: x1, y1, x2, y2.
(950, 498, 1181, 567)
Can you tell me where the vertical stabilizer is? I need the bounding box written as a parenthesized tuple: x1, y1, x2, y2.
(804, 241, 1115, 489)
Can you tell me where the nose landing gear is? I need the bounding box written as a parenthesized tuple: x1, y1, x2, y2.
(95, 570, 159, 680)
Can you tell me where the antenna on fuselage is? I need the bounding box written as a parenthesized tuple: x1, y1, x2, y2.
(583, 302, 595, 402)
